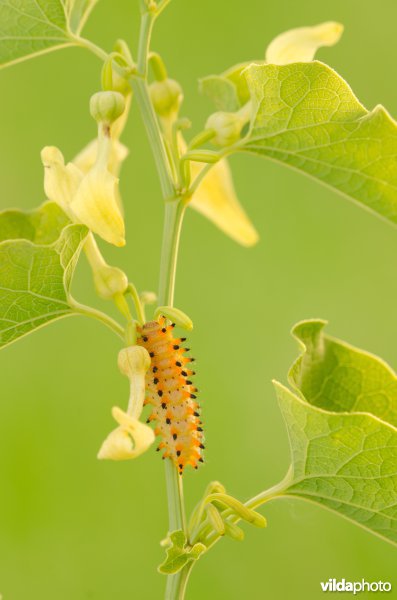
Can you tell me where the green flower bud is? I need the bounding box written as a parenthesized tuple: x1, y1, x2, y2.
(149, 79, 183, 117)
(154, 306, 193, 330)
(205, 111, 244, 146)
(102, 59, 131, 96)
(90, 91, 126, 124)
(93, 265, 128, 300)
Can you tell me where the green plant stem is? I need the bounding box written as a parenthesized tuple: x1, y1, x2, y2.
(132, 6, 188, 598)
(132, 80, 175, 198)
(196, 468, 293, 547)
(73, 35, 109, 62)
(71, 300, 125, 339)
(131, 8, 175, 199)
(175, 470, 293, 592)
(159, 200, 188, 600)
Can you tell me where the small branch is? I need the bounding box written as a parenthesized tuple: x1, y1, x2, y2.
(72, 35, 109, 62)
(71, 300, 125, 340)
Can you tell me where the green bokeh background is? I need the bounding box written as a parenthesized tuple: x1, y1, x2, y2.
(1, 1, 397, 598)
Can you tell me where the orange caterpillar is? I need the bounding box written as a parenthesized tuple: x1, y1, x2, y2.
(138, 316, 204, 474)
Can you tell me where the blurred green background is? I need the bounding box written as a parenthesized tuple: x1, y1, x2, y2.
(1, 0, 397, 598)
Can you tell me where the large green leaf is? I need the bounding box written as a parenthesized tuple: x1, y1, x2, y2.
(241, 62, 397, 226)
(0, 204, 87, 349)
(275, 320, 397, 546)
(0, 0, 98, 68)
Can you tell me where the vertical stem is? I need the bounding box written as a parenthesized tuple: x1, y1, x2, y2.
(158, 202, 187, 533)
(132, 81, 175, 199)
(131, 8, 175, 199)
(133, 5, 189, 598)
(159, 199, 188, 600)
(158, 200, 186, 306)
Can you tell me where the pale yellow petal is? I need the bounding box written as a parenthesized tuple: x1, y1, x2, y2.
(189, 159, 259, 247)
(265, 22, 344, 65)
(72, 138, 129, 177)
(97, 408, 155, 461)
(41, 146, 82, 215)
(71, 167, 125, 247)
(118, 346, 151, 419)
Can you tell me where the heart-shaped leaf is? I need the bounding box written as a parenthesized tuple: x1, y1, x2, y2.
(241, 61, 397, 226)
(275, 320, 397, 546)
(0, 203, 87, 349)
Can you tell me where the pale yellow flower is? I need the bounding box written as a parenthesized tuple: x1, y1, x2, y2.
(73, 138, 129, 177)
(265, 21, 344, 65)
(41, 146, 81, 218)
(98, 345, 154, 461)
(189, 159, 259, 247)
(118, 346, 151, 418)
(41, 145, 126, 247)
(70, 166, 125, 247)
(97, 407, 155, 461)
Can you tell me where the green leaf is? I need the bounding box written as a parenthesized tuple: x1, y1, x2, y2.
(158, 530, 206, 575)
(289, 320, 397, 427)
(275, 320, 397, 546)
(200, 62, 251, 111)
(0, 204, 88, 349)
(0, 0, 98, 69)
(200, 75, 240, 112)
(242, 62, 397, 226)
(0, 201, 70, 244)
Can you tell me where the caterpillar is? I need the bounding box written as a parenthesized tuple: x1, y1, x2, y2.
(137, 316, 204, 474)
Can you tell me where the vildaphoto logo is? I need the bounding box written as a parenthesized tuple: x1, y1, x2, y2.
(321, 579, 392, 594)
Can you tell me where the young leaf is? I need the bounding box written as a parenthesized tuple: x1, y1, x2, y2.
(0, 206, 88, 349)
(241, 62, 397, 226)
(200, 62, 251, 112)
(158, 530, 206, 575)
(275, 320, 397, 546)
(0, 0, 98, 69)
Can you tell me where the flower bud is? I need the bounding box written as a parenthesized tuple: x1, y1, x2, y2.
(97, 407, 155, 460)
(93, 265, 128, 299)
(90, 91, 126, 125)
(205, 111, 243, 146)
(154, 306, 193, 331)
(140, 290, 157, 306)
(149, 79, 183, 117)
(118, 345, 151, 379)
